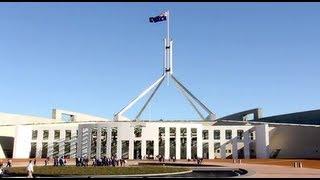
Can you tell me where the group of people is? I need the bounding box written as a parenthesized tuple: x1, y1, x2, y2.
(156, 155, 177, 162)
(76, 156, 127, 167)
(53, 156, 67, 166)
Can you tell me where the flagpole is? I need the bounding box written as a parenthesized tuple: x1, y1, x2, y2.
(166, 10, 170, 86)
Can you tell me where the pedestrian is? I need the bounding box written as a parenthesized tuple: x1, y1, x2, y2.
(26, 160, 33, 178)
(6, 159, 12, 168)
(44, 159, 48, 166)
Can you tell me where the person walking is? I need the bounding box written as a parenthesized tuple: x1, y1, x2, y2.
(26, 160, 34, 178)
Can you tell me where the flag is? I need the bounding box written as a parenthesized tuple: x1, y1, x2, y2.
(149, 11, 169, 23)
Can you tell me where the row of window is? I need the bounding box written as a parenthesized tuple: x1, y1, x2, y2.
(30, 142, 75, 158)
(158, 128, 254, 141)
(32, 130, 76, 141)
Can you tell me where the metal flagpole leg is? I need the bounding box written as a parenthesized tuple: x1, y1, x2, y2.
(114, 75, 166, 120)
(135, 75, 165, 120)
(171, 75, 215, 118)
(171, 75, 205, 120)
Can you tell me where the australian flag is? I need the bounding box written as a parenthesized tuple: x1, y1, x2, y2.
(149, 11, 168, 23)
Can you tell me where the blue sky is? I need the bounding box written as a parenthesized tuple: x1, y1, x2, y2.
(0, 2, 320, 120)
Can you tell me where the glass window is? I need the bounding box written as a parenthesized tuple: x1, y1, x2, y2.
(64, 142, 71, 157)
(225, 130, 232, 140)
(53, 142, 59, 157)
(170, 127, 176, 137)
(250, 132, 255, 140)
(134, 126, 142, 138)
(214, 142, 220, 153)
(43, 130, 49, 140)
(237, 130, 244, 140)
(191, 128, 197, 137)
(214, 130, 220, 140)
(65, 130, 71, 140)
(180, 128, 187, 137)
(32, 130, 38, 140)
(202, 130, 209, 140)
(54, 130, 60, 140)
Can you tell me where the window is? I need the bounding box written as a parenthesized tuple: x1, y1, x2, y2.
(41, 142, 48, 158)
(170, 127, 176, 137)
(32, 130, 38, 140)
(53, 142, 59, 157)
(214, 130, 220, 140)
(65, 130, 71, 141)
(191, 128, 197, 137)
(250, 132, 255, 140)
(134, 126, 142, 138)
(202, 130, 209, 140)
(214, 142, 220, 153)
(225, 130, 232, 140)
(54, 130, 60, 140)
(64, 142, 71, 157)
(29, 142, 36, 158)
(43, 130, 49, 140)
(180, 128, 187, 137)
(237, 130, 244, 140)
(61, 113, 74, 122)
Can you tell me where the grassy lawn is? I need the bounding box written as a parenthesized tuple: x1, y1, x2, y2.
(6, 165, 191, 177)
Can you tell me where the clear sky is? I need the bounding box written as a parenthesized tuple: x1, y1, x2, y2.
(0, 2, 320, 120)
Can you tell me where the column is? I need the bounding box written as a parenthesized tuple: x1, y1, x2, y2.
(232, 138, 238, 159)
(76, 127, 83, 157)
(129, 139, 134, 160)
(58, 129, 66, 156)
(71, 129, 77, 158)
(106, 127, 112, 157)
(36, 131, 42, 158)
(220, 129, 226, 159)
(141, 140, 146, 159)
(255, 124, 270, 159)
(117, 138, 122, 159)
(186, 127, 191, 159)
(48, 130, 54, 158)
(96, 127, 102, 159)
(244, 130, 250, 159)
(154, 137, 159, 159)
(164, 127, 170, 159)
(175, 127, 181, 159)
(208, 129, 215, 159)
(197, 128, 203, 158)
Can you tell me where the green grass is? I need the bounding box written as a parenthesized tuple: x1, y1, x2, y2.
(7, 165, 190, 177)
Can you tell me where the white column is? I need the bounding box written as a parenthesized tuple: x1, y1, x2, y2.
(12, 126, 32, 159)
(117, 138, 122, 159)
(154, 137, 159, 159)
(129, 139, 134, 160)
(175, 127, 181, 159)
(36, 132, 42, 158)
(208, 130, 215, 159)
(165, 127, 170, 159)
(197, 128, 203, 158)
(220, 129, 226, 159)
(76, 127, 83, 157)
(61, 129, 66, 157)
(96, 127, 102, 159)
(106, 127, 112, 157)
(48, 130, 54, 158)
(255, 124, 270, 159)
(86, 128, 92, 158)
(232, 138, 238, 159)
(71, 129, 77, 158)
(186, 127, 191, 159)
(141, 140, 146, 159)
(244, 130, 250, 159)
